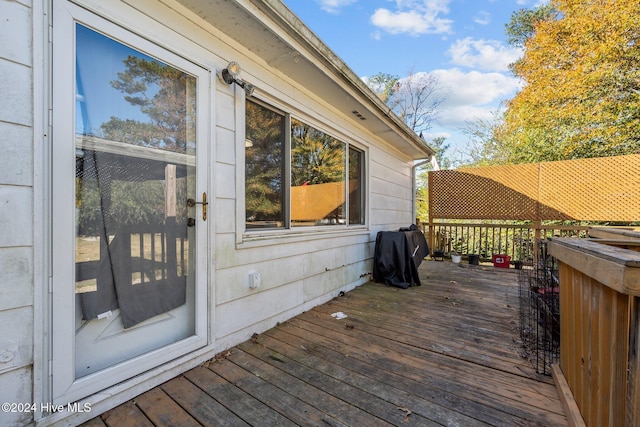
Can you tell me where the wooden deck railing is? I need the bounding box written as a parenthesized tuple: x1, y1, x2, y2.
(422, 222, 589, 264)
(547, 231, 640, 427)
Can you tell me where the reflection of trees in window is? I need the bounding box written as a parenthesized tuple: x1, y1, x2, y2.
(100, 56, 196, 154)
(291, 120, 346, 226)
(291, 119, 345, 186)
(349, 147, 364, 225)
(244, 100, 366, 230)
(245, 101, 285, 228)
(75, 26, 196, 235)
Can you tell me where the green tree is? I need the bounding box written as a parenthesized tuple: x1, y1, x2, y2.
(505, 4, 557, 49)
(426, 136, 451, 170)
(366, 72, 399, 104)
(461, 113, 510, 166)
(499, 0, 640, 163)
(78, 54, 196, 234)
(245, 100, 285, 223)
(415, 136, 450, 223)
(290, 119, 345, 186)
(102, 55, 196, 153)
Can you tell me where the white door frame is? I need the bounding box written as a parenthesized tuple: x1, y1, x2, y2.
(51, 0, 210, 405)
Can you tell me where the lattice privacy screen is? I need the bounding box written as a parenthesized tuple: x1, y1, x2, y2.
(428, 154, 640, 222)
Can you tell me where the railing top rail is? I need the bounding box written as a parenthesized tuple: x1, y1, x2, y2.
(548, 237, 640, 295)
(428, 222, 590, 231)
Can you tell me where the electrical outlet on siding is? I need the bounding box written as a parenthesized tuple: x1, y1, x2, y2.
(248, 272, 261, 289)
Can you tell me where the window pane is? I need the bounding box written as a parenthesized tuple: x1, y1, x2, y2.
(291, 119, 346, 226)
(349, 147, 364, 225)
(75, 23, 196, 307)
(245, 100, 285, 229)
(75, 25, 196, 155)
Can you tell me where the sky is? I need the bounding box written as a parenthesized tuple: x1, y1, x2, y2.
(282, 0, 546, 165)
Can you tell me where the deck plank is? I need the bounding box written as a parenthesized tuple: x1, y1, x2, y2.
(78, 417, 107, 427)
(134, 387, 201, 427)
(160, 376, 250, 426)
(276, 315, 564, 426)
(85, 261, 567, 426)
(206, 353, 351, 427)
(241, 330, 487, 426)
(227, 344, 432, 426)
(184, 366, 298, 427)
(99, 401, 153, 427)
(313, 289, 527, 372)
(309, 291, 557, 397)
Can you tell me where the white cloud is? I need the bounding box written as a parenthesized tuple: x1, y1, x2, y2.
(447, 37, 522, 72)
(370, 0, 453, 36)
(398, 68, 522, 160)
(430, 68, 522, 128)
(516, 0, 549, 5)
(316, 0, 357, 14)
(473, 11, 491, 25)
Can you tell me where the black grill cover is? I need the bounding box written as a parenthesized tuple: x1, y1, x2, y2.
(373, 225, 429, 289)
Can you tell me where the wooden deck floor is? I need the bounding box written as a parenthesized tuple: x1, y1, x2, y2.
(83, 261, 566, 426)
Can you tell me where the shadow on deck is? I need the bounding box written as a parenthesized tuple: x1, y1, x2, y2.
(83, 260, 566, 426)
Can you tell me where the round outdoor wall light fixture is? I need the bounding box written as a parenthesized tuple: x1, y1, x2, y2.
(219, 61, 255, 97)
(220, 61, 241, 84)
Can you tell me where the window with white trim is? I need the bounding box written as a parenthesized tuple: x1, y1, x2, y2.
(245, 99, 365, 230)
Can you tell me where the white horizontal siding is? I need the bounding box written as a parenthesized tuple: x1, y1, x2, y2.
(216, 251, 311, 304)
(0, 2, 35, 425)
(0, 122, 33, 186)
(217, 231, 371, 269)
(215, 280, 303, 338)
(0, 59, 32, 126)
(372, 210, 415, 230)
(207, 53, 415, 344)
(370, 175, 410, 200)
(370, 192, 413, 214)
(0, 0, 32, 67)
(369, 147, 414, 231)
(0, 306, 33, 375)
(0, 367, 32, 427)
(215, 234, 370, 304)
(0, 247, 33, 312)
(0, 186, 33, 247)
(302, 258, 370, 301)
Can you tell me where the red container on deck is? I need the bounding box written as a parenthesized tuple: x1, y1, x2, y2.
(492, 254, 511, 268)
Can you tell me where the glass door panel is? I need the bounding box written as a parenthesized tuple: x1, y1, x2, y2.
(73, 23, 197, 377)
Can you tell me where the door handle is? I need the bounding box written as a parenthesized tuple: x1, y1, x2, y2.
(186, 192, 208, 221)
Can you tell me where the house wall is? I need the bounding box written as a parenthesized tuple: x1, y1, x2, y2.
(0, 0, 417, 425)
(0, 1, 35, 426)
(211, 84, 415, 352)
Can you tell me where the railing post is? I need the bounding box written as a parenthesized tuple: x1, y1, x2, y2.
(548, 237, 640, 426)
(534, 219, 542, 267)
(427, 218, 435, 256)
(427, 171, 434, 256)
